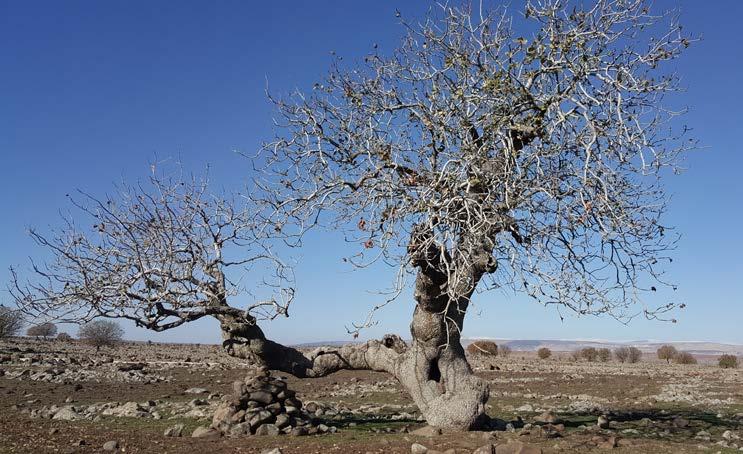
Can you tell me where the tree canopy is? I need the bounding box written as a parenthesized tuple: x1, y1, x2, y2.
(259, 0, 693, 329)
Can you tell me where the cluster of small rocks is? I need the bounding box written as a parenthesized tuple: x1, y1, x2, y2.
(3, 365, 168, 384)
(201, 367, 334, 437)
(28, 396, 221, 421)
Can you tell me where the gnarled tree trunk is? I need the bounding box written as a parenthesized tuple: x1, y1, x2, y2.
(217, 230, 495, 430)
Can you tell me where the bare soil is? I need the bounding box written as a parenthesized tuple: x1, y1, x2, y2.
(1, 338, 741, 454)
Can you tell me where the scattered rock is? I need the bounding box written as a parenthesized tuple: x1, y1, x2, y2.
(534, 410, 560, 424)
(597, 415, 610, 429)
(255, 423, 280, 436)
(191, 426, 220, 438)
(411, 443, 428, 454)
(411, 426, 443, 437)
(185, 387, 209, 394)
(672, 417, 689, 428)
(102, 440, 119, 451)
(164, 423, 184, 437)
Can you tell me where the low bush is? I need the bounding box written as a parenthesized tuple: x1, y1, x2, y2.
(675, 351, 697, 365)
(537, 347, 552, 359)
(466, 340, 499, 356)
(718, 354, 738, 369)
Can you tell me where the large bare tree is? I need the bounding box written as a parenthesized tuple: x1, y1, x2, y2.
(250, 1, 693, 428)
(10, 1, 694, 430)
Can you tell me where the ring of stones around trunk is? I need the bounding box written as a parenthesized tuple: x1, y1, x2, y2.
(211, 366, 329, 436)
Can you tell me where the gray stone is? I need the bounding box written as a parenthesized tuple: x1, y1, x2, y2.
(534, 410, 560, 424)
(164, 424, 184, 437)
(102, 441, 118, 451)
(255, 424, 280, 436)
(52, 406, 80, 421)
(672, 417, 689, 428)
(185, 387, 209, 394)
(191, 426, 220, 438)
(228, 422, 251, 436)
(249, 391, 274, 405)
(597, 415, 610, 429)
(274, 413, 290, 429)
(249, 410, 275, 429)
(290, 426, 308, 436)
(411, 443, 428, 454)
(723, 431, 741, 441)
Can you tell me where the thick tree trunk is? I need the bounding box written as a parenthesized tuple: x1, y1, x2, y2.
(218, 309, 488, 430)
(217, 230, 495, 430)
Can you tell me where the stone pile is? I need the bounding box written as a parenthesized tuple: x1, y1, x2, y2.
(209, 367, 328, 437)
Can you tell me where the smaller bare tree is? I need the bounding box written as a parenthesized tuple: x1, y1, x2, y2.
(628, 347, 643, 363)
(466, 340, 498, 357)
(499, 345, 512, 358)
(718, 354, 738, 369)
(537, 347, 552, 360)
(657, 345, 678, 363)
(614, 346, 642, 363)
(597, 348, 611, 362)
(580, 347, 598, 362)
(78, 320, 124, 350)
(674, 351, 697, 365)
(0, 306, 24, 338)
(27, 322, 57, 339)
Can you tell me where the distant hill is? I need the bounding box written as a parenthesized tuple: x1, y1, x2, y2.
(294, 338, 743, 356)
(464, 338, 743, 356)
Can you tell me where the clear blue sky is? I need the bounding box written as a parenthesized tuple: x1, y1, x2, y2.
(1, 1, 741, 345)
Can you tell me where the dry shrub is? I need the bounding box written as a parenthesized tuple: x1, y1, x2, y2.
(657, 345, 678, 363)
(675, 351, 697, 365)
(580, 347, 598, 362)
(537, 347, 552, 360)
(0, 306, 24, 338)
(718, 354, 738, 369)
(79, 320, 124, 349)
(499, 345, 512, 358)
(615, 346, 642, 363)
(597, 348, 611, 362)
(467, 340, 498, 357)
(57, 332, 73, 341)
(27, 322, 57, 339)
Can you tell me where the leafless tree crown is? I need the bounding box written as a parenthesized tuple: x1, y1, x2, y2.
(78, 319, 125, 348)
(258, 1, 694, 327)
(10, 171, 293, 330)
(0, 306, 24, 338)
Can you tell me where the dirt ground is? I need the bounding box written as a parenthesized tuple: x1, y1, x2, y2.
(1, 338, 741, 454)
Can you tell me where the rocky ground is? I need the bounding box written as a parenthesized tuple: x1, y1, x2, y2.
(1, 337, 741, 454)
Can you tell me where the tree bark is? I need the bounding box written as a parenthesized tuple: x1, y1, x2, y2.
(217, 229, 494, 430)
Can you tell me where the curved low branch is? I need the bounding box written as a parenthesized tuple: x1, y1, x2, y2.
(218, 312, 406, 378)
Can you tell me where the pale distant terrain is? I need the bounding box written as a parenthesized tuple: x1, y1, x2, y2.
(463, 339, 743, 356)
(300, 338, 743, 356)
